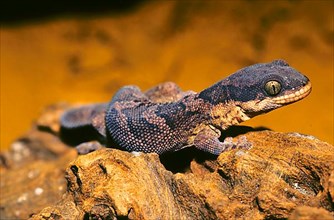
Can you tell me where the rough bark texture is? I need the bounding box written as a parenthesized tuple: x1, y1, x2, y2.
(0, 104, 333, 220)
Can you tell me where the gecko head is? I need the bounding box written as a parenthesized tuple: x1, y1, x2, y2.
(199, 59, 312, 118)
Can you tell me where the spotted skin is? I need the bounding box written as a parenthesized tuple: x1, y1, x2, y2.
(61, 60, 312, 155)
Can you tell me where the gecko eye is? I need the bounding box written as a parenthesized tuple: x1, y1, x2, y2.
(264, 80, 281, 96)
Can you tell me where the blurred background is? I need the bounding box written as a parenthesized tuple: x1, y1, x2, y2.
(1, 0, 333, 150)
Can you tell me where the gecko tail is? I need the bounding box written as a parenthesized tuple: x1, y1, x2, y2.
(60, 104, 107, 129)
(60, 103, 108, 145)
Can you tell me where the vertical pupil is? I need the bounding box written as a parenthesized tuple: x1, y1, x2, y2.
(265, 81, 281, 96)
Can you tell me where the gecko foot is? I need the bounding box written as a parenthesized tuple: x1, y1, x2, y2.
(224, 135, 252, 151)
(76, 141, 105, 155)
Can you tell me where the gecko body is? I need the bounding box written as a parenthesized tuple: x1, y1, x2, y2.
(61, 60, 311, 155)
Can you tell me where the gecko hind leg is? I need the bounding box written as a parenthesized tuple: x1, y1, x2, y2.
(110, 85, 149, 104)
(145, 82, 196, 103)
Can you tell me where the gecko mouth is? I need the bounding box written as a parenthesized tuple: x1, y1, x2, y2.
(271, 81, 312, 104)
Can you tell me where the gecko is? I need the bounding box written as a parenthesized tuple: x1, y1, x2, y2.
(60, 60, 312, 155)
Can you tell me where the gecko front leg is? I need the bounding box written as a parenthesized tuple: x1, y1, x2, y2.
(193, 125, 252, 155)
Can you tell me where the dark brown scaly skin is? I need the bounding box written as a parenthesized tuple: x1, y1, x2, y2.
(61, 60, 312, 155)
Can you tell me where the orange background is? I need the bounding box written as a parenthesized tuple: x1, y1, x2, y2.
(1, 1, 333, 150)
